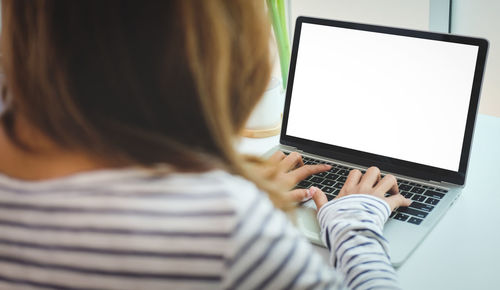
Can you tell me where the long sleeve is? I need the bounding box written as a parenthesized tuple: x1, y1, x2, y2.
(0, 168, 399, 290)
(222, 190, 346, 290)
(221, 175, 400, 290)
(317, 194, 400, 289)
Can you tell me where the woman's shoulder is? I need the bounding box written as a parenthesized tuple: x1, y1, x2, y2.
(0, 167, 268, 215)
(158, 169, 270, 216)
(0, 167, 259, 195)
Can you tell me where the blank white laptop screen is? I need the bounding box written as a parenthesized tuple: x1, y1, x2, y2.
(286, 23, 479, 172)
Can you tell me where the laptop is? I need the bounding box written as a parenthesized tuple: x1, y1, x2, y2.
(265, 17, 488, 266)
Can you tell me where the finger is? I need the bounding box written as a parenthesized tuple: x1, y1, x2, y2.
(359, 166, 381, 192)
(288, 188, 314, 203)
(277, 152, 304, 173)
(268, 151, 286, 164)
(374, 174, 399, 196)
(339, 169, 362, 196)
(259, 165, 276, 179)
(288, 164, 331, 184)
(385, 193, 412, 212)
(310, 186, 328, 210)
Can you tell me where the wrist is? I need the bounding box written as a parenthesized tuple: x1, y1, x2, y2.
(317, 194, 391, 229)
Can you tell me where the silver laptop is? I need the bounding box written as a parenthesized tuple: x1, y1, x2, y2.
(266, 17, 488, 266)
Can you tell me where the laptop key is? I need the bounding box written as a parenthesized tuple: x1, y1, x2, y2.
(424, 190, 445, 199)
(324, 187, 335, 194)
(333, 182, 343, 189)
(401, 191, 413, 199)
(326, 189, 340, 201)
(310, 176, 324, 184)
(425, 198, 440, 205)
(322, 179, 335, 187)
(298, 180, 312, 188)
(337, 170, 348, 176)
(316, 171, 328, 177)
(338, 176, 347, 183)
(394, 213, 409, 221)
(410, 194, 426, 202)
(410, 187, 425, 194)
(398, 207, 428, 219)
(408, 217, 423, 225)
(330, 188, 340, 196)
(409, 201, 434, 212)
(325, 173, 337, 180)
(400, 184, 412, 191)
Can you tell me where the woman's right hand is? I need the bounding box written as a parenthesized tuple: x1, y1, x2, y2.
(311, 166, 412, 212)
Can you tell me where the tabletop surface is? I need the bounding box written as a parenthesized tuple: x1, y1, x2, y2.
(238, 114, 500, 290)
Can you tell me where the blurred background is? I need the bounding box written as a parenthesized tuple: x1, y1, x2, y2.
(278, 0, 499, 117)
(0, 1, 497, 117)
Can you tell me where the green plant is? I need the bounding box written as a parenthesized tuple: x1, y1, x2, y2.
(267, 0, 290, 89)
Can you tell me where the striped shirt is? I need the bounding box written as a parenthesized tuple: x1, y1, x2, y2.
(0, 168, 399, 289)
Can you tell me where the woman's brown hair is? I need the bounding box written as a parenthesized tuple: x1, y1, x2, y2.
(1, 0, 288, 205)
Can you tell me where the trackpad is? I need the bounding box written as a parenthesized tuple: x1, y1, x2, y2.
(287, 200, 325, 246)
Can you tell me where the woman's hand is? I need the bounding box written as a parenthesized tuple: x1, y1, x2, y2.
(266, 151, 331, 202)
(311, 166, 412, 211)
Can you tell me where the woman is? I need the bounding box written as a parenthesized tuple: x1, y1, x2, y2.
(0, 0, 410, 289)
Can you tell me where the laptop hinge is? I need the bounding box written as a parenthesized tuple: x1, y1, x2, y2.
(282, 146, 458, 188)
(440, 181, 459, 188)
(428, 180, 443, 186)
(428, 180, 455, 188)
(281, 145, 301, 153)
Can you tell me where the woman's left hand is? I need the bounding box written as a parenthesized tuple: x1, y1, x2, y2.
(265, 151, 331, 202)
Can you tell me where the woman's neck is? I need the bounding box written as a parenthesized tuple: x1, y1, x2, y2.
(0, 115, 109, 180)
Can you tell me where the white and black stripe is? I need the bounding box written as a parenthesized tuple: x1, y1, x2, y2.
(0, 169, 399, 289)
(318, 194, 400, 289)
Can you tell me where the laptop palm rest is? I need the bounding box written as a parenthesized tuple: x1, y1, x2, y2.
(288, 199, 429, 266)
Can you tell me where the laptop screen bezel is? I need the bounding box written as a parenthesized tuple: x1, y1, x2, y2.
(280, 17, 489, 185)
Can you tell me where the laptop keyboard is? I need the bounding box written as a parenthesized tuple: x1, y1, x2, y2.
(291, 153, 448, 226)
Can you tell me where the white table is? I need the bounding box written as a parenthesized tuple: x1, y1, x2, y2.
(238, 114, 500, 290)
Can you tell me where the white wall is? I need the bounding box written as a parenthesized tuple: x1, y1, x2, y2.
(272, 0, 435, 84)
(281, 0, 499, 117)
(289, 0, 431, 32)
(451, 0, 500, 117)
(288, 0, 500, 117)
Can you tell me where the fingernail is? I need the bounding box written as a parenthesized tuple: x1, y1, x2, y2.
(309, 186, 318, 197)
